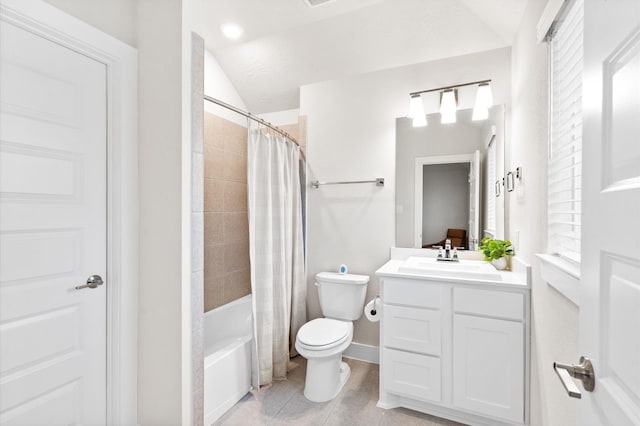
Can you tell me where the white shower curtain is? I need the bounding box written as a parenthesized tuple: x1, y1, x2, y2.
(247, 123, 306, 387)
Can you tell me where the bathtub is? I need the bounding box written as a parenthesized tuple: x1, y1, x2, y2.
(204, 295, 253, 425)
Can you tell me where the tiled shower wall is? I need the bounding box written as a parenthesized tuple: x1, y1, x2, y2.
(203, 112, 250, 312)
(203, 113, 306, 312)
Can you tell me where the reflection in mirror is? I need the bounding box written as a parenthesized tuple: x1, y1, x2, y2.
(414, 152, 480, 249)
(395, 106, 505, 249)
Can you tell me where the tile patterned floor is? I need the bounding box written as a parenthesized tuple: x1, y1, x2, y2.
(216, 357, 466, 426)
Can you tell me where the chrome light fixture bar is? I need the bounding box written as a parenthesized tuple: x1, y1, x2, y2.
(408, 79, 493, 125)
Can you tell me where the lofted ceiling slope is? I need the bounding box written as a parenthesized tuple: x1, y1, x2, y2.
(201, 0, 527, 113)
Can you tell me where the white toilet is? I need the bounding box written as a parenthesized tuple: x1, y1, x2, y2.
(295, 271, 369, 402)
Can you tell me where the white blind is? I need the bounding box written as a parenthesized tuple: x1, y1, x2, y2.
(548, 0, 583, 262)
(486, 140, 496, 234)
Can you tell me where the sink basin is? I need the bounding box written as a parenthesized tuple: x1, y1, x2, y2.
(397, 257, 502, 281)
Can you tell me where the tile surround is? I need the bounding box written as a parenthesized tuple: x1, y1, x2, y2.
(191, 32, 205, 426)
(204, 112, 251, 312)
(203, 112, 305, 312)
(204, 212, 224, 246)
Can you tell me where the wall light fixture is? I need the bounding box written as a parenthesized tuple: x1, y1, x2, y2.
(440, 89, 458, 124)
(407, 79, 493, 125)
(472, 82, 493, 121)
(408, 93, 427, 127)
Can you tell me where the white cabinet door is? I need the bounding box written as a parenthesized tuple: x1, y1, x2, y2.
(383, 348, 441, 403)
(453, 314, 524, 423)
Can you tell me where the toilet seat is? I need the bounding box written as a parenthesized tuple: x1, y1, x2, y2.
(296, 318, 352, 351)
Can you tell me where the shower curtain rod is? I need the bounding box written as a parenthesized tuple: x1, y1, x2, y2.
(203, 95, 300, 147)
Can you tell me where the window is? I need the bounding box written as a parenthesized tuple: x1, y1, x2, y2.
(548, 0, 583, 264)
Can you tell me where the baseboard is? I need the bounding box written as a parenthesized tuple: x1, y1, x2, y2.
(343, 342, 379, 364)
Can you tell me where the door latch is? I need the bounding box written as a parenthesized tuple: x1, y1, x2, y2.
(553, 356, 595, 399)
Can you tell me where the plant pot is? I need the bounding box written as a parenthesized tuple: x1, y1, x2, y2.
(491, 257, 508, 270)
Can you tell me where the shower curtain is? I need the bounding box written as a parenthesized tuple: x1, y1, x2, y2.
(247, 122, 306, 387)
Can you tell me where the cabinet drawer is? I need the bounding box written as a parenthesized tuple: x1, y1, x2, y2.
(454, 287, 524, 321)
(383, 304, 441, 355)
(383, 348, 441, 403)
(383, 277, 442, 309)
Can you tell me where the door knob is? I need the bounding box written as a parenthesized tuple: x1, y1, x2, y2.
(553, 356, 595, 399)
(75, 275, 104, 290)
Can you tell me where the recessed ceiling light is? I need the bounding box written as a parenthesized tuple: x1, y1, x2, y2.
(304, 0, 334, 7)
(221, 23, 243, 40)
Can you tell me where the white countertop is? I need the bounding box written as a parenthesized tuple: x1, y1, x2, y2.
(375, 247, 531, 289)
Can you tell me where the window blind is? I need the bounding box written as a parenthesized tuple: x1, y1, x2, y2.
(548, 0, 583, 263)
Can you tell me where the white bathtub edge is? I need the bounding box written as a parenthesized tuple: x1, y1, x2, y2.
(205, 335, 252, 365)
(204, 386, 250, 426)
(203, 295, 253, 425)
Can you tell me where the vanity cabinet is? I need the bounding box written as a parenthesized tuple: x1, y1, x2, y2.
(378, 275, 530, 426)
(452, 314, 524, 422)
(381, 281, 443, 404)
(382, 348, 442, 403)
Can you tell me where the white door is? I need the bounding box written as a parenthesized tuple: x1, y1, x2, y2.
(0, 18, 107, 425)
(468, 150, 480, 250)
(578, 0, 640, 424)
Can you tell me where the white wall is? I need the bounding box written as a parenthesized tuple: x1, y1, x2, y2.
(36, 0, 192, 423)
(136, 0, 190, 424)
(260, 109, 300, 126)
(300, 47, 511, 346)
(509, 0, 579, 425)
(422, 163, 470, 246)
(43, 0, 136, 47)
(204, 50, 248, 126)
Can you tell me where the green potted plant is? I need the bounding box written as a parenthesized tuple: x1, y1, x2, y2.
(478, 237, 514, 270)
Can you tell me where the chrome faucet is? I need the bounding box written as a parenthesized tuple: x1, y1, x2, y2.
(437, 239, 459, 262)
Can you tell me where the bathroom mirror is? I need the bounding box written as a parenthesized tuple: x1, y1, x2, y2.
(395, 106, 506, 249)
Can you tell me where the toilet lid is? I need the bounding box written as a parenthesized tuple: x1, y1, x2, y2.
(297, 318, 351, 347)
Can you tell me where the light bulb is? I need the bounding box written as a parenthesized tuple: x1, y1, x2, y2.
(222, 23, 243, 40)
(472, 106, 489, 121)
(440, 89, 457, 124)
(408, 94, 427, 127)
(475, 83, 493, 109)
(413, 114, 427, 127)
(409, 94, 424, 118)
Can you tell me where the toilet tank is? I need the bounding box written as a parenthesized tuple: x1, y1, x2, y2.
(316, 272, 370, 320)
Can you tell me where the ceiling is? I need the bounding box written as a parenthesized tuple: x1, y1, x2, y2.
(201, 0, 528, 113)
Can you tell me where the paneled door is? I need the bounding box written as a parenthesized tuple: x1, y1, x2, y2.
(579, 0, 640, 424)
(0, 17, 107, 425)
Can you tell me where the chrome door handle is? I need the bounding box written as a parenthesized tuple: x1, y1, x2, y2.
(553, 356, 595, 399)
(75, 274, 104, 290)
